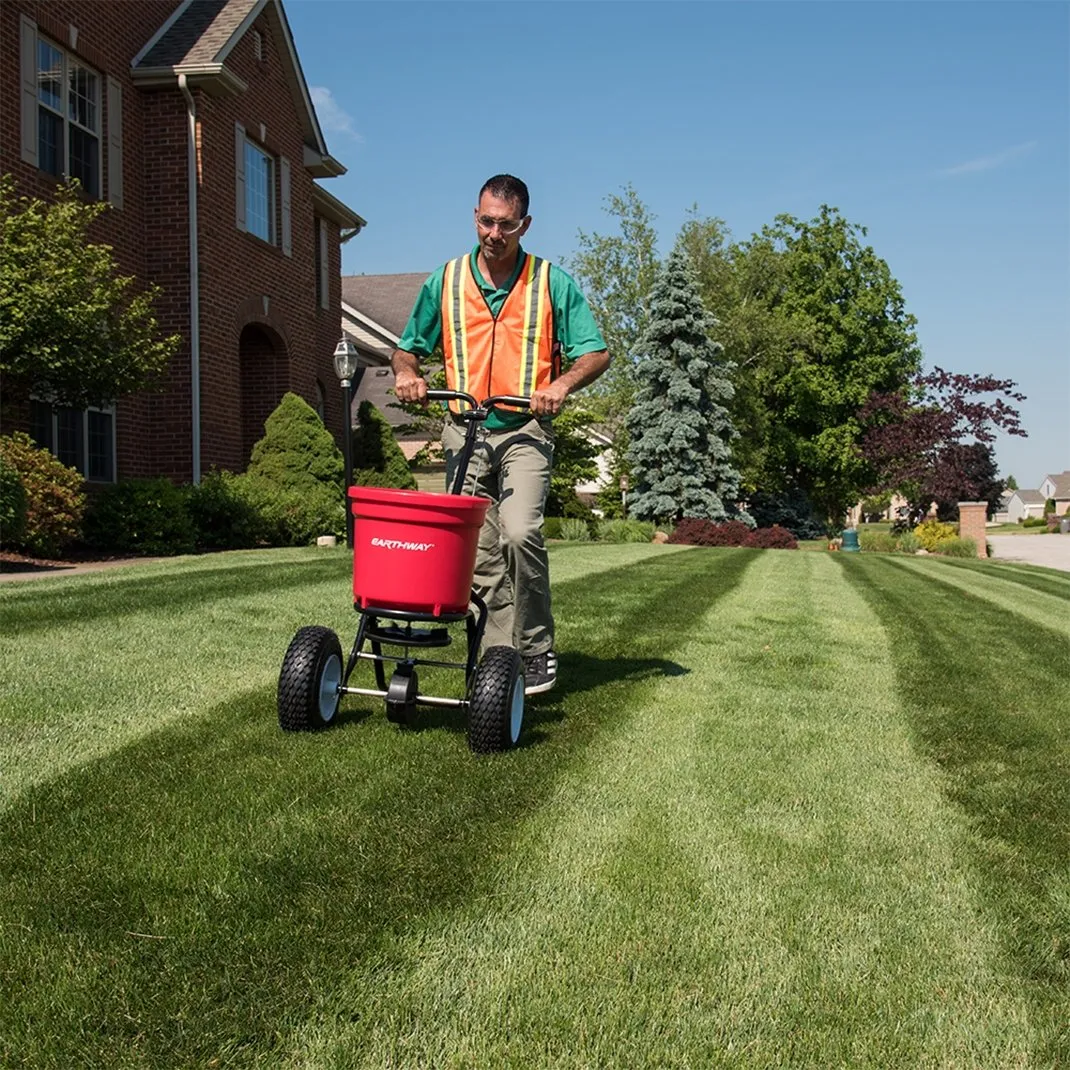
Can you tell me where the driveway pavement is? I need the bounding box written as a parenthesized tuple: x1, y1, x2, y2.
(986, 534, 1070, 573)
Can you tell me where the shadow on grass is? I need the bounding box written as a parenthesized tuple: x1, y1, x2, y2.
(0, 549, 753, 1068)
(840, 554, 1070, 1064)
(2, 555, 351, 635)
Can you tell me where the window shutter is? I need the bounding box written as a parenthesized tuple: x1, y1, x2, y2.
(20, 15, 38, 166)
(106, 78, 123, 208)
(235, 122, 246, 230)
(318, 219, 329, 310)
(279, 156, 292, 256)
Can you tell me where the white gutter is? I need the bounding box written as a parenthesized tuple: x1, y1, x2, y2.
(178, 74, 201, 484)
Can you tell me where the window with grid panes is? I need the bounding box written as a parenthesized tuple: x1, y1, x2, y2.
(244, 140, 274, 242)
(30, 400, 115, 482)
(36, 37, 100, 197)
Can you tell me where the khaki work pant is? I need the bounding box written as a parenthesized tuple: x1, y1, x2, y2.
(442, 417, 554, 657)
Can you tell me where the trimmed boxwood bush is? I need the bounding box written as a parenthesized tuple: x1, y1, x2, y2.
(236, 392, 348, 546)
(0, 432, 86, 558)
(0, 455, 27, 549)
(83, 477, 196, 556)
(351, 400, 417, 490)
(247, 392, 344, 490)
(186, 469, 265, 550)
(229, 474, 344, 547)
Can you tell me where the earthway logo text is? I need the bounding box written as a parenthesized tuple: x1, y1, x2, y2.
(370, 537, 436, 552)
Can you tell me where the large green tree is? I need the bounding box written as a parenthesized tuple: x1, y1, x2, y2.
(626, 250, 745, 524)
(0, 176, 179, 412)
(564, 185, 660, 439)
(753, 206, 922, 525)
(570, 193, 921, 529)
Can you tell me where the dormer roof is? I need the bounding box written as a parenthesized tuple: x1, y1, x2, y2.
(131, 0, 345, 176)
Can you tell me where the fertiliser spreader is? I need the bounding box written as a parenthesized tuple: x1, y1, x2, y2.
(277, 390, 527, 753)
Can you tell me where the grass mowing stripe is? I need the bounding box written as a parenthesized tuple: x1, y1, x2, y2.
(874, 556, 1070, 639)
(0, 551, 348, 634)
(951, 559, 1070, 602)
(841, 554, 1070, 1066)
(0, 544, 681, 811)
(0, 547, 747, 1068)
(297, 550, 1033, 1069)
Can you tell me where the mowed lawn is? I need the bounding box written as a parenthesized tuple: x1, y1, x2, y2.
(1, 544, 1068, 1068)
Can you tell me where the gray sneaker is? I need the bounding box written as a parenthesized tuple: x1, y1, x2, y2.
(523, 650, 557, 696)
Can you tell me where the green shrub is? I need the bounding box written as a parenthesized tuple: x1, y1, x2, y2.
(187, 470, 265, 550)
(1022, 516, 1047, 528)
(860, 531, 897, 553)
(743, 525, 798, 550)
(0, 455, 27, 548)
(913, 518, 957, 552)
(238, 392, 348, 546)
(896, 532, 922, 554)
(230, 474, 344, 547)
(558, 517, 592, 541)
(934, 536, 978, 559)
(543, 517, 563, 540)
(0, 432, 86, 557)
(596, 518, 655, 543)
(83, 478, 196, 556)
(247, 392, 344, 490)
(352, 401, 417, 490)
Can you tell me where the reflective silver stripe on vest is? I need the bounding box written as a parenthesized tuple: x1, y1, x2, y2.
(449, 256, 468, 405)
(521, 256, 546, 397)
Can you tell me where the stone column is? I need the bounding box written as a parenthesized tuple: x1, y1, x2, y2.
(958, 501, 988, 559)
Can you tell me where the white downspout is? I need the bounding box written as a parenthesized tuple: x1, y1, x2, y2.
(178, 74, 201, 484)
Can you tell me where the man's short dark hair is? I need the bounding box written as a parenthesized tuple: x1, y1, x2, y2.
(479, 174, 529, 217)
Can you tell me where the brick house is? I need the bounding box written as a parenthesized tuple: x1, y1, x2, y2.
(1, 0, 364, 484)
(340, 272, 430, 461)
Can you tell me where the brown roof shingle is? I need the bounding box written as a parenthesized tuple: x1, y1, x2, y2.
(139, 0, 258, 67)
(341, 273, 429, 339)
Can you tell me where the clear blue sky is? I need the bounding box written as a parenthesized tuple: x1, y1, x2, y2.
(287, 0, 1069, 487)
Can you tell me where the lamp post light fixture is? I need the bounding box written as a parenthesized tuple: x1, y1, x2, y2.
(333, 337, 360, 549)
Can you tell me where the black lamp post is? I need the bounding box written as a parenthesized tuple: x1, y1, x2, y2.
(333, 337, 359, 549)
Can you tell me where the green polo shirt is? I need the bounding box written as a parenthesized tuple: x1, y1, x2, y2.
(398, 246, 606, 429)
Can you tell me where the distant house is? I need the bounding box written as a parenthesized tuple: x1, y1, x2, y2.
(340, 272, 431, 460)
(1039, 471, 1070, 516)
(1004, 489, 1046, 523)
(2, 0, 365, 483)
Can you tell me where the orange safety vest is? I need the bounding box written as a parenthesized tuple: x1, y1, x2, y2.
(440, 253, 556, 414)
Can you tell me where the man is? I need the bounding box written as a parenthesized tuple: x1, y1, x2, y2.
(392, 174, 610, 695)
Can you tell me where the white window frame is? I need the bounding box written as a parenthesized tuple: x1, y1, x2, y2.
(31, 31, 103, 199)
(243, 138, 275, 244)
(30, 399, 117, 483)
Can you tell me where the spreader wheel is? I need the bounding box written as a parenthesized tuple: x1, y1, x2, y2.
(467, 646, 524, 753)
(278, 626, 343, 731)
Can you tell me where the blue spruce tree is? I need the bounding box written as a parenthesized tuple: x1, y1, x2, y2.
(626, 249, 748, 524)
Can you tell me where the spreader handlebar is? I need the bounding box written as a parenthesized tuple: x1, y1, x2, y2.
(425, 390, 531, 414)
